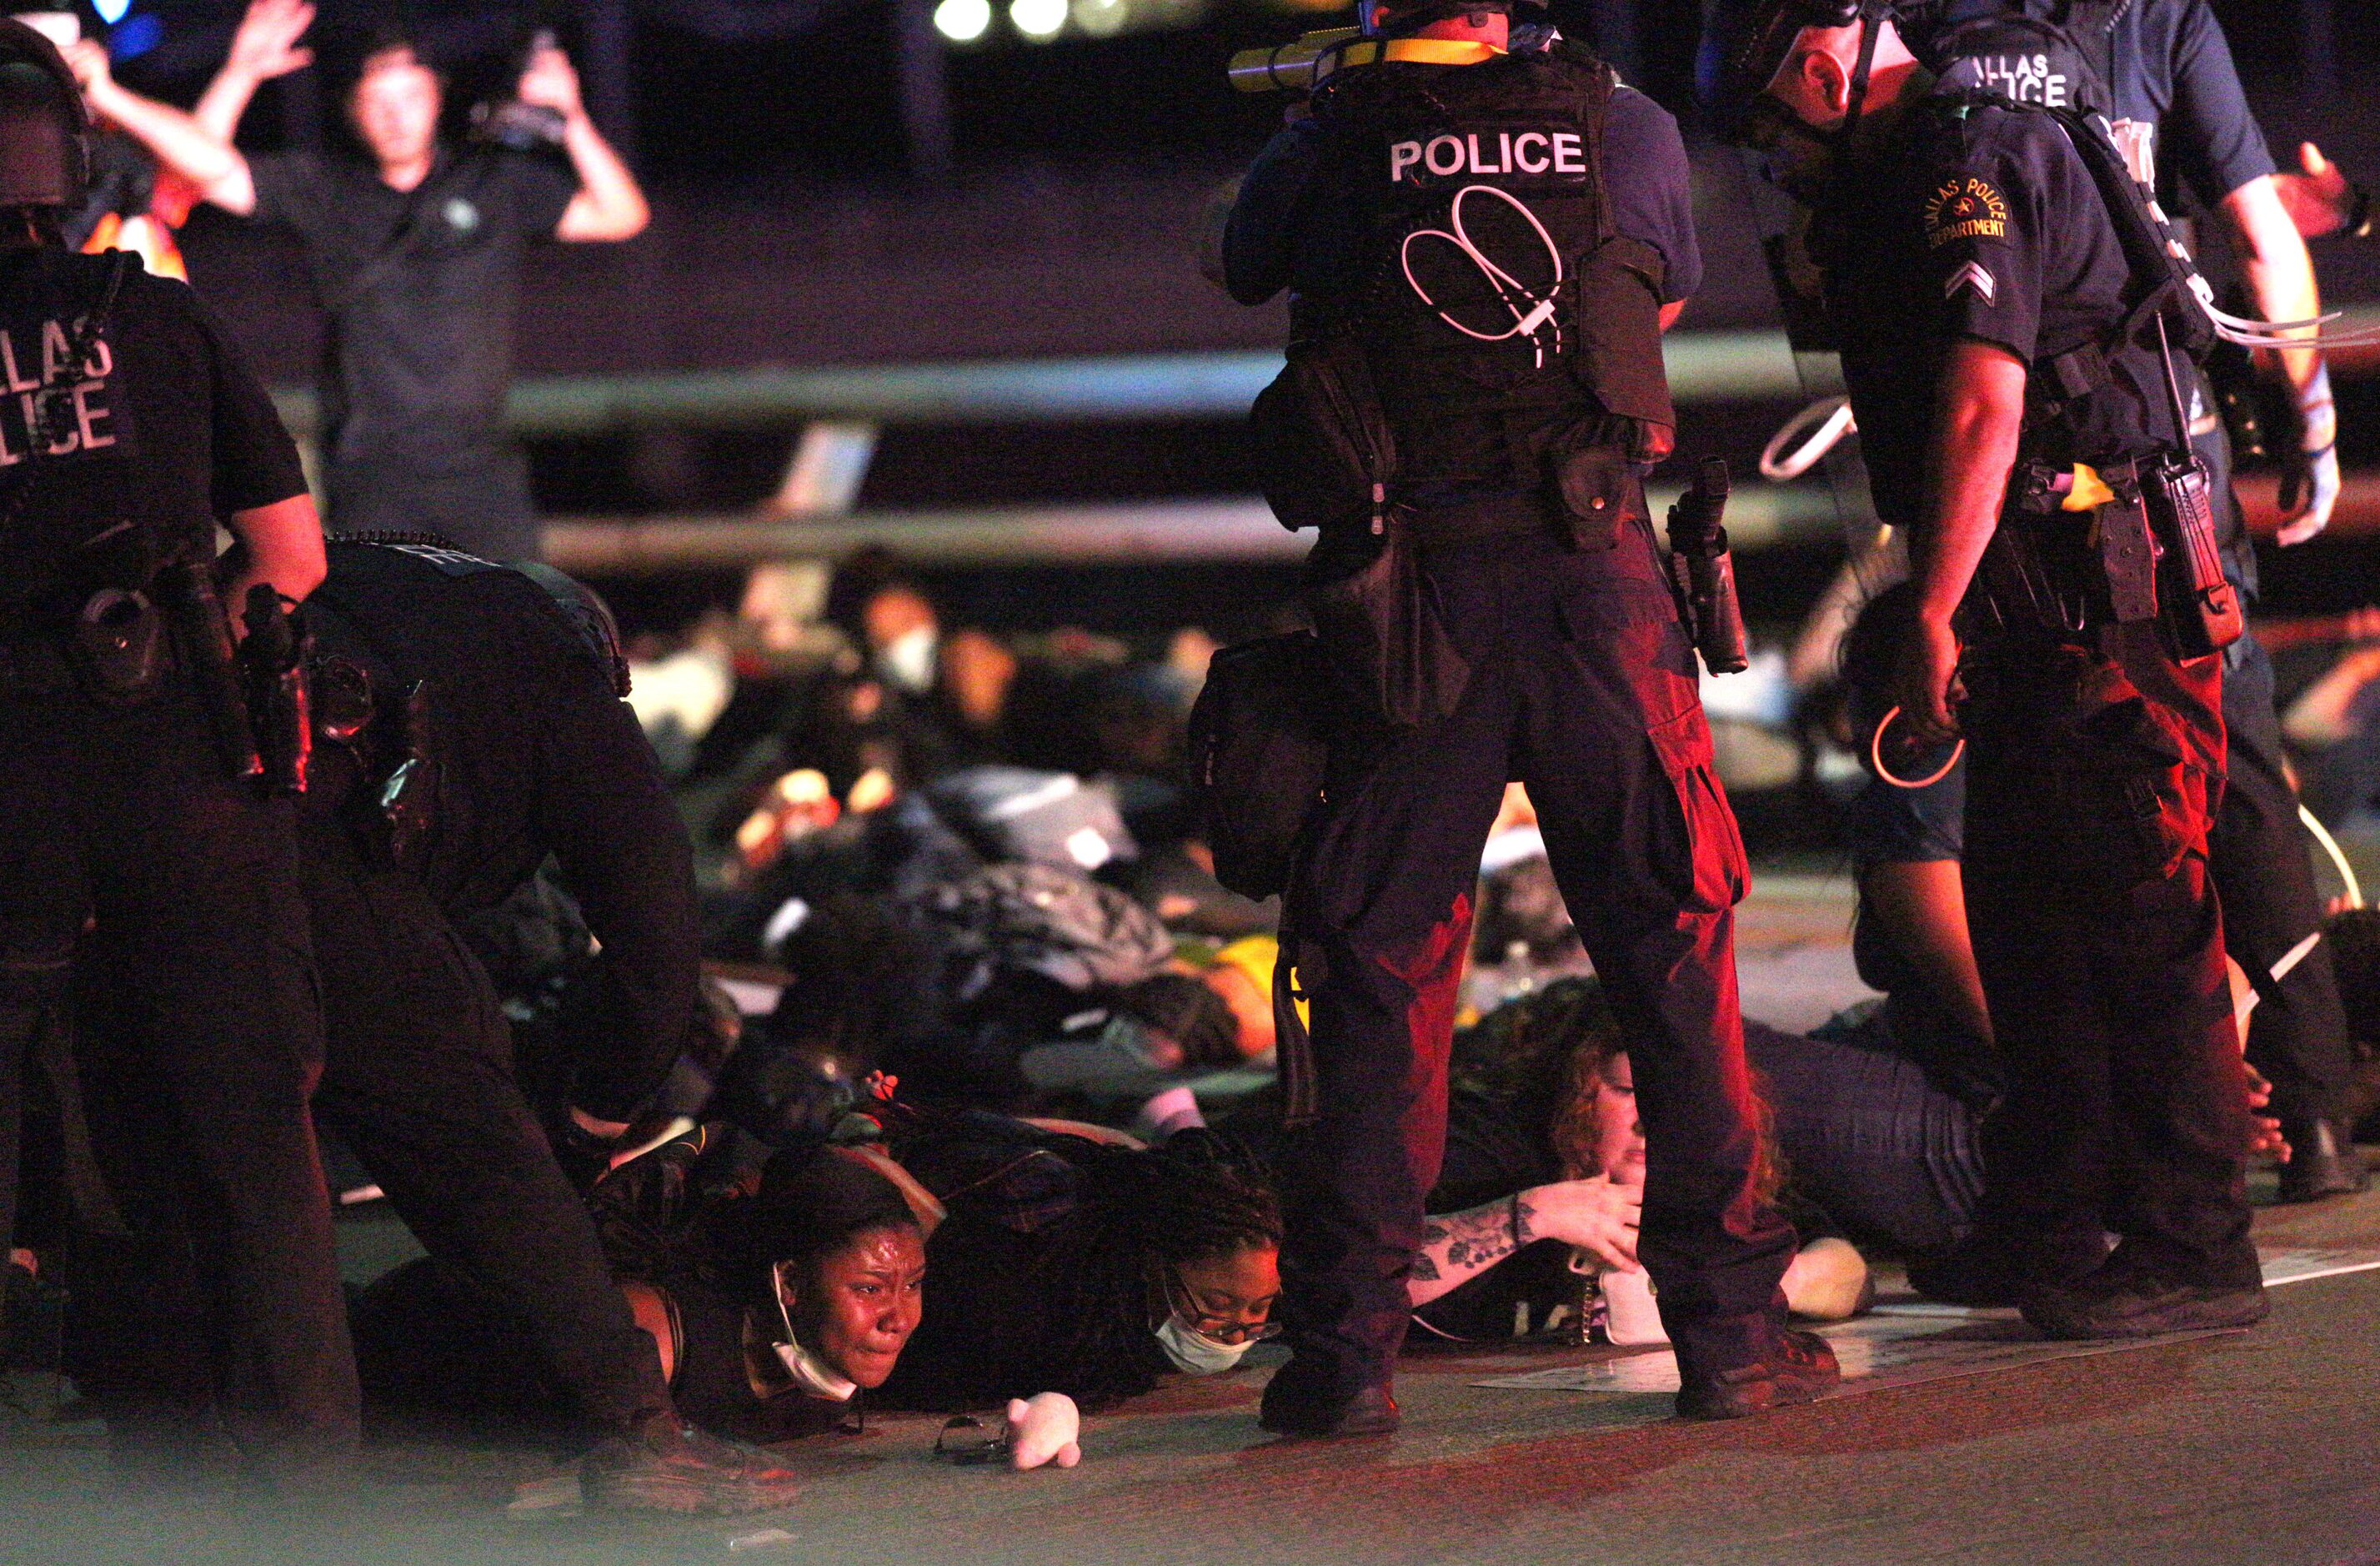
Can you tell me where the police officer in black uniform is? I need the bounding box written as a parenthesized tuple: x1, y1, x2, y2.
(296, 533, 802, 1512)
(1912, 0, 2364, 1202)
(0, 19, 358, 1473)
(1715, 0, 2263, 1335)
(1224, 0, 1830, 1433)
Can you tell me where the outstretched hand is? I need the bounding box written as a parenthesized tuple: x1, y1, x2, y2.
(2273, 142, 2365, 241)
(2243, 1062, 2291, 1162)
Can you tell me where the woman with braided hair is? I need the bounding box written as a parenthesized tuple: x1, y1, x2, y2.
(875, 1121, 1285, 1412)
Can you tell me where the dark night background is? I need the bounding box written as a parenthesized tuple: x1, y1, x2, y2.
(73, 1, 2380, 640)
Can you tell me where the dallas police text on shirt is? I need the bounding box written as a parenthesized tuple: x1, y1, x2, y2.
(0, 315, 116, 464)
(1390, 129, 1589, 183)
(1964, 52, 2078, 108)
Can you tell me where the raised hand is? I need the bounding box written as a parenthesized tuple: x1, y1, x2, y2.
(226, 0, 315, 85)
(516, 39, 584, 123)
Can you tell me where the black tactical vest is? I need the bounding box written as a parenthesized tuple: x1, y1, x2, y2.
(0, 248, 150, 612)
(1305, 46, 1675, 486)
(1921, 2, 2122, 116)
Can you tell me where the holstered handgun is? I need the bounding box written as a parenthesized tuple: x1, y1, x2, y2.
(238, 585, 312, 796)
(1664, 458, 1749, 675)
(368, 680, 440, 873)
(153, 562, 263, 786)
(1971, 520, 2086, 640)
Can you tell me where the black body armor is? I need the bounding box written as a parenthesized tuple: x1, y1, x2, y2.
(1300, 45, 1675, 489)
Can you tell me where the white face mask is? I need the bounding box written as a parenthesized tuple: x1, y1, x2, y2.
(772, 1263, 859, 1403)
(874, 625, 939, 696)
(1153, 1311, 1255, 1377)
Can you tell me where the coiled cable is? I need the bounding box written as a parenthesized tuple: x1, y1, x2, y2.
(1401, 184, 1564, 368)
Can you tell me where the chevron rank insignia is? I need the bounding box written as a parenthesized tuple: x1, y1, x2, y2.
(1943, 260, 1997, 305)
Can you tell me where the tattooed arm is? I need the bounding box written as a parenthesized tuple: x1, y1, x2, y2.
(1407, 1177, 1642, 1308)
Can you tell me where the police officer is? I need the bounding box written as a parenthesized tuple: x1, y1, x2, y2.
(1715, 0, 2263, 1334)
(1223, 0, 1828, 1433)
(296, 532, 802, 1512)
(0, 19, 358, 1473)
(1909, 0, 2365, 1202)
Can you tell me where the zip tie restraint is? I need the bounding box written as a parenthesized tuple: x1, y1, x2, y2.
(1761, 394, 1858, 481)
(1402, 183, 1564, 368)
(1871, 705, 1965, 791)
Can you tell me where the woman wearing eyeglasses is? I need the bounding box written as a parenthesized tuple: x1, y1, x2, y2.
(870, 1116, 1286, 1413)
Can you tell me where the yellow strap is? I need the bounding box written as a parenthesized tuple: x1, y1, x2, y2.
(2063, 463, 2116, 512)
(1340, 38, 1506, 68)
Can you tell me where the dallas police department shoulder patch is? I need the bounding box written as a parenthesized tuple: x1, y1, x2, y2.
(1924, 176, 2010, 247)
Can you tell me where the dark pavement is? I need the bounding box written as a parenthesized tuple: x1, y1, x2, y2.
(3, 877, 2375, 1565)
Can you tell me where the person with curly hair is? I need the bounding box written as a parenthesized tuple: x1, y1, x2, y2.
(876, 1122, 1285, 1411)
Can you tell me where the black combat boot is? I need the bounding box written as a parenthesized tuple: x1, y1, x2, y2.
(2276, 1118, 2369, 1204)
(1674, 1327, 1841, 1422)
(1258, 1358, 1400, 1438)
(2021, 1240, 2268, 1340)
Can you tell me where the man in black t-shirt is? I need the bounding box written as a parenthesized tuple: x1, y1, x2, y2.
(0, 19, 358, 1475)
(1716, 1, 2261, 1340)
(74, 16, 648, 562)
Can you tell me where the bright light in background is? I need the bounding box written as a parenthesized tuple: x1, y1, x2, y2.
(93, 0, 132, 22)
(112, 12, 163, 58)
(934, 0, 990, 43)
(1010, 0, 1068, 39)
(1073, 0, 1128, 37)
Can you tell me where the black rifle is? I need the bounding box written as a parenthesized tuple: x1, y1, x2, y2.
(1665, 458, 1750, 675)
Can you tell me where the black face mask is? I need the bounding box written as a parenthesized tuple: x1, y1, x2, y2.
(1742, 96, 1839, 203)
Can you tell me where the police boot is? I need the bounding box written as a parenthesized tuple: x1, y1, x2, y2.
(1905, 1227, 2110, 1308)
(579, 1414, 804, 1514)
(2275, 1118, 2369, 1204)
(1258, 1358, 1400, 1439)
(1674, 1327, 1841, 1423)
(2020, 1238, 2268, 1341)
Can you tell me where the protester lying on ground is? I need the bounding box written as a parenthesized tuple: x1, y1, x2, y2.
(867, 1111, 1282, 1411)
(343, 1142, 1093, 1466)
(1421, 981, 1874, 1343)
(508, 1097, 1276, 1431)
